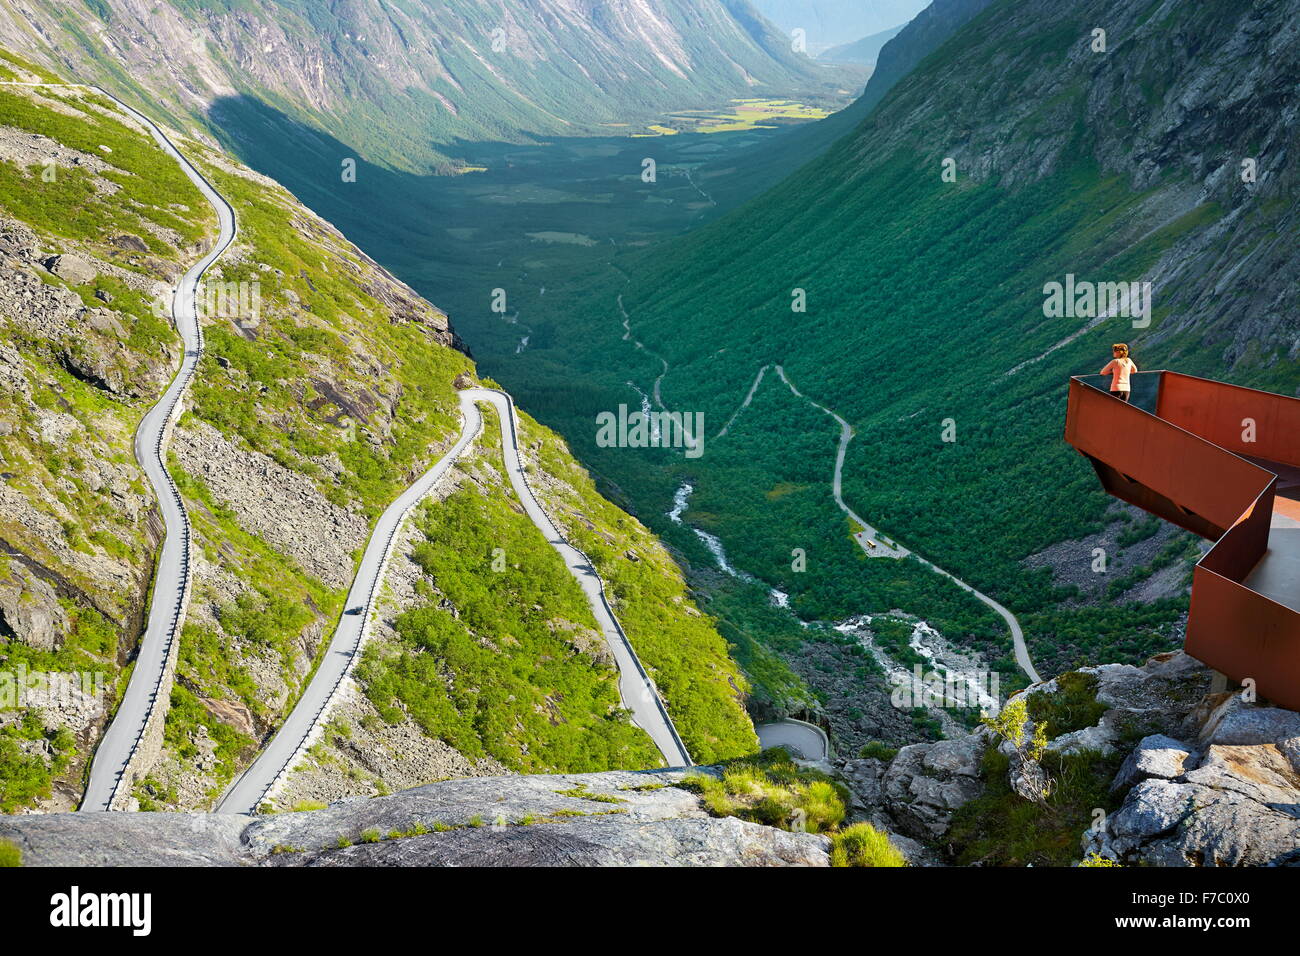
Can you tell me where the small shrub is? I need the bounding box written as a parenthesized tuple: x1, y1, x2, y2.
(681, 748, 849, 834)
(858, 741, 898, 762)
(1029, 672, 1107, 739)
(0, 839, 21, 867)
(1079, 852, 1120, 867)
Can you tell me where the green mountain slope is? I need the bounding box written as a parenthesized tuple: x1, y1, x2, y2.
(474, 0, 1300, 690)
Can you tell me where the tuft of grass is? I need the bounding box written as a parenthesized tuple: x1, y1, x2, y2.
(830, 823, 907, 867)
(680, 748, 848, 834)
(555, 785, 625, 804)
(0, 838, 22, 867)
(291, 800, 327, 812)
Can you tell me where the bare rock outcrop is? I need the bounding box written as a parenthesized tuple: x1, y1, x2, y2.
(0, 768, 829, 867)
(1085, 694, 1300, 866)
(0, 564, 67, 652)
(842, 651, 1300, 866)
(878, 734, 986, 841)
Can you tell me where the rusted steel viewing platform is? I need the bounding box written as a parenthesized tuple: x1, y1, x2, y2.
(1065, 371, 1300, 710)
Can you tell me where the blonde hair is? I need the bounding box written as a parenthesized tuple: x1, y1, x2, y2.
(1111, 343, 1129, 357)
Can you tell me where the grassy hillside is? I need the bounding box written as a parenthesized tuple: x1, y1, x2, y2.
(517, 409, 760, 763)
(0, 53, 756, 811)
(356, 410, 664, 774)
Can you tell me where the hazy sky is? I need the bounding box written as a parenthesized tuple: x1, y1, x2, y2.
(749, 0, 933, 52)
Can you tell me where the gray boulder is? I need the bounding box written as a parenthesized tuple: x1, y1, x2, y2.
(1199, 696, 1300, 752)
(1111, 734, 1193, 791)
(42, 253, 99, 285)
(881, 734, 985, 840)
(1090, 777, 1300, 867)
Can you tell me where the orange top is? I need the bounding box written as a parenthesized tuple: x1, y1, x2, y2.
(1101, 357, 1136, 391)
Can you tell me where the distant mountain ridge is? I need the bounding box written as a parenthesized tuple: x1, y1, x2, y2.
(0, 0, 849, 171)
(697, 0, 996, 208)
(822, 24, 908, 65)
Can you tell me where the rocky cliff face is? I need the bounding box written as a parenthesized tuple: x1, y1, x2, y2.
(841, 652, 1300, 866)
(0, 767, 829, 866)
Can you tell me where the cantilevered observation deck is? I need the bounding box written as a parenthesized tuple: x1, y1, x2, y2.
(1065, 371, 1300, 709)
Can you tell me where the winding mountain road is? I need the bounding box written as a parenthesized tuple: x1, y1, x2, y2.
(216, 393, 480, 814)
(61, 87, 686, 814)
(218, 388, 689, 814)
(773, 367, 1042, 685)
(471, 389, 690, 769)
(80, 89, 237, 812)
(631, 336, 1041, 685)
